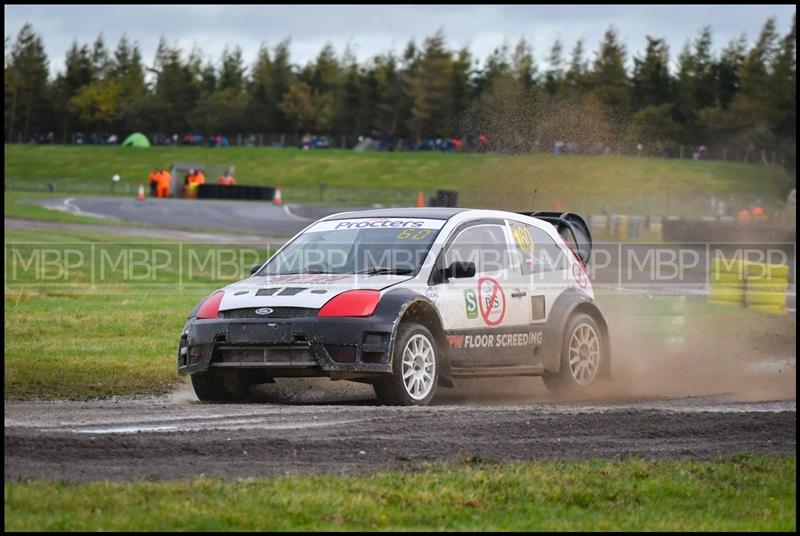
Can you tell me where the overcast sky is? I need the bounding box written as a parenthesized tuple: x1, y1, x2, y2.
(5, 4, 796, 77)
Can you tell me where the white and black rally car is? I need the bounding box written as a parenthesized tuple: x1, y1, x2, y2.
(178, 208, 610, 405)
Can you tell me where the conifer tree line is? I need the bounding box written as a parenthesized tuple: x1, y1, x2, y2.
(4, 17, 795, 170)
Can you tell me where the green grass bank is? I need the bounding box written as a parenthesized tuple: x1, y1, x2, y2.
(5, 456, 795, 531)
(5, 144, 793, 214)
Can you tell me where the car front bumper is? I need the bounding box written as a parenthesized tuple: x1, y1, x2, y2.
(177, 316, 396, 377)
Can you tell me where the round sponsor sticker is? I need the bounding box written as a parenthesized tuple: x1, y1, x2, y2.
(477, 277, 506, 327)
(572, 262, 588, 289)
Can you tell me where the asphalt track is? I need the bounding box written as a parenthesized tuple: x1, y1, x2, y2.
(32, 196, 350, 236)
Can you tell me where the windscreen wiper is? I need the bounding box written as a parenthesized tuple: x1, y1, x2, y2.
(354, 267, 414, 276)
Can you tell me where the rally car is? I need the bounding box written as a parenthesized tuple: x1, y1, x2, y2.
(178, 208, 610, 405)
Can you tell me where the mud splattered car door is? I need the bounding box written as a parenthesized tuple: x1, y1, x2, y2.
(434, 221, 532, 367)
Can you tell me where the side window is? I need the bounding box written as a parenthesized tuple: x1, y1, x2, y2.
(444, 224, 511, 275)
(509, 221, 569, 274)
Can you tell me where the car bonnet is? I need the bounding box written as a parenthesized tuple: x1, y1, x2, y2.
(217, 273, 414, 311)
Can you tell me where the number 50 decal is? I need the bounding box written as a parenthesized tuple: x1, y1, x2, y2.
(511, 224, 534, 253)
(397, 229, 432, 240)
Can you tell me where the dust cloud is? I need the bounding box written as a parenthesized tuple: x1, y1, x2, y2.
(593, 295, 795, 402)
(169, 292, 795, 406)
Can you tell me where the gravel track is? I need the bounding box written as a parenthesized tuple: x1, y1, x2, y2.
(5, 386, 795, 482)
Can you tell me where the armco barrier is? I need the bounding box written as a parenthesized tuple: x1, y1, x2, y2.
(196, 184, 276, 201)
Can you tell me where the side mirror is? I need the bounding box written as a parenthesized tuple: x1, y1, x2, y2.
(250, 263, 262, 275)
(444, 261, 475, 280)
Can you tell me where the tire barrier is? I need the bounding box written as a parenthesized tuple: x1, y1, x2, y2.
(663, 218, 796, 243)
(428, 190, 459, 207)
(609, 214, 644, 239)
(709, 258, 789, 314)
(745, 262, 789, 314)
(630, 294, 686, 353)
(708, 258, 746, 306)
(196, 184, 276, 201)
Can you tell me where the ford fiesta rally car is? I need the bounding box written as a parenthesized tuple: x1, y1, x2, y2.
(178, 208, 610, 405)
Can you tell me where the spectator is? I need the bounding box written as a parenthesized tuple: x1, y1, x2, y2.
(148, 168, 160, 197)
(217, 170, 237, 186)
(156, 168, 171, 198)
(184, 168, 196, 198)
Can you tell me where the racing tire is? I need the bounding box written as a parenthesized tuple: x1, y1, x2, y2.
(543, 313, 605, 396)
(191, 370, 252, 403)
(373, 322, 439, 406)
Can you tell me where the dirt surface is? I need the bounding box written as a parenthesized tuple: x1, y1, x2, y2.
(5, 381, 795, 482)
(4, 261, 797, 483)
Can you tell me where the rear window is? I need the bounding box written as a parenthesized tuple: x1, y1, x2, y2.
(509, 221, 569, 274)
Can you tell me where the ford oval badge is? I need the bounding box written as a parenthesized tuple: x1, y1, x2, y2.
(254, 307, 273, 315)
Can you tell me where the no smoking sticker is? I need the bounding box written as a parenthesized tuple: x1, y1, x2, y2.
(477, 277, 506, 327)
(572, 262, 588, 288)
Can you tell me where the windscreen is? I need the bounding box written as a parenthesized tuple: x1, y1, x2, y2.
(258, 218, 445, 276)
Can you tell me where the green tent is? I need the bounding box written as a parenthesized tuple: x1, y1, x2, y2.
(122, 132, 151, 148)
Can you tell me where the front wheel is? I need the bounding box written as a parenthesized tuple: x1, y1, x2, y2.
(543, 313, 605, 396)
(373, 322, 439, 406)
(191, 370, 253, 403)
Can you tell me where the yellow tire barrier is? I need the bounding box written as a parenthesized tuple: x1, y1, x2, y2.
(747, 304, 787, 315)
(617, 215, 628, 240)
(745, 291, 787, 306)
(708, 299, 743, 307)
(746, 279, 789, 292)
(709, 258, 790, 315)
(711, 258, 748, 277)
(710, 272, 746, 285)
(709, 285, 745, 303)
(745, 262, 790, 280)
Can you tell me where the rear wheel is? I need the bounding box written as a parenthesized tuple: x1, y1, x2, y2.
(191, 370, 253, 403)
(373, 322, 439, 406)
(543, 313, 604, 396)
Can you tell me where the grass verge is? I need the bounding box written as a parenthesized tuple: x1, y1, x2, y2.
(5, 227, 270, 399)
(4, 456, 795, 531)
(4, 191, 143, 226)
(5, 144, 793, 214)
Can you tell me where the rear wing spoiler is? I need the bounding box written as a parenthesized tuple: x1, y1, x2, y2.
(517, 211, 592, 265)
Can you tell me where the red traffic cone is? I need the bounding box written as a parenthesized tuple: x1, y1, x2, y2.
(137, 184, 145, 201)
(416, 191, 425, 208)
(274, 187, 283, 205)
